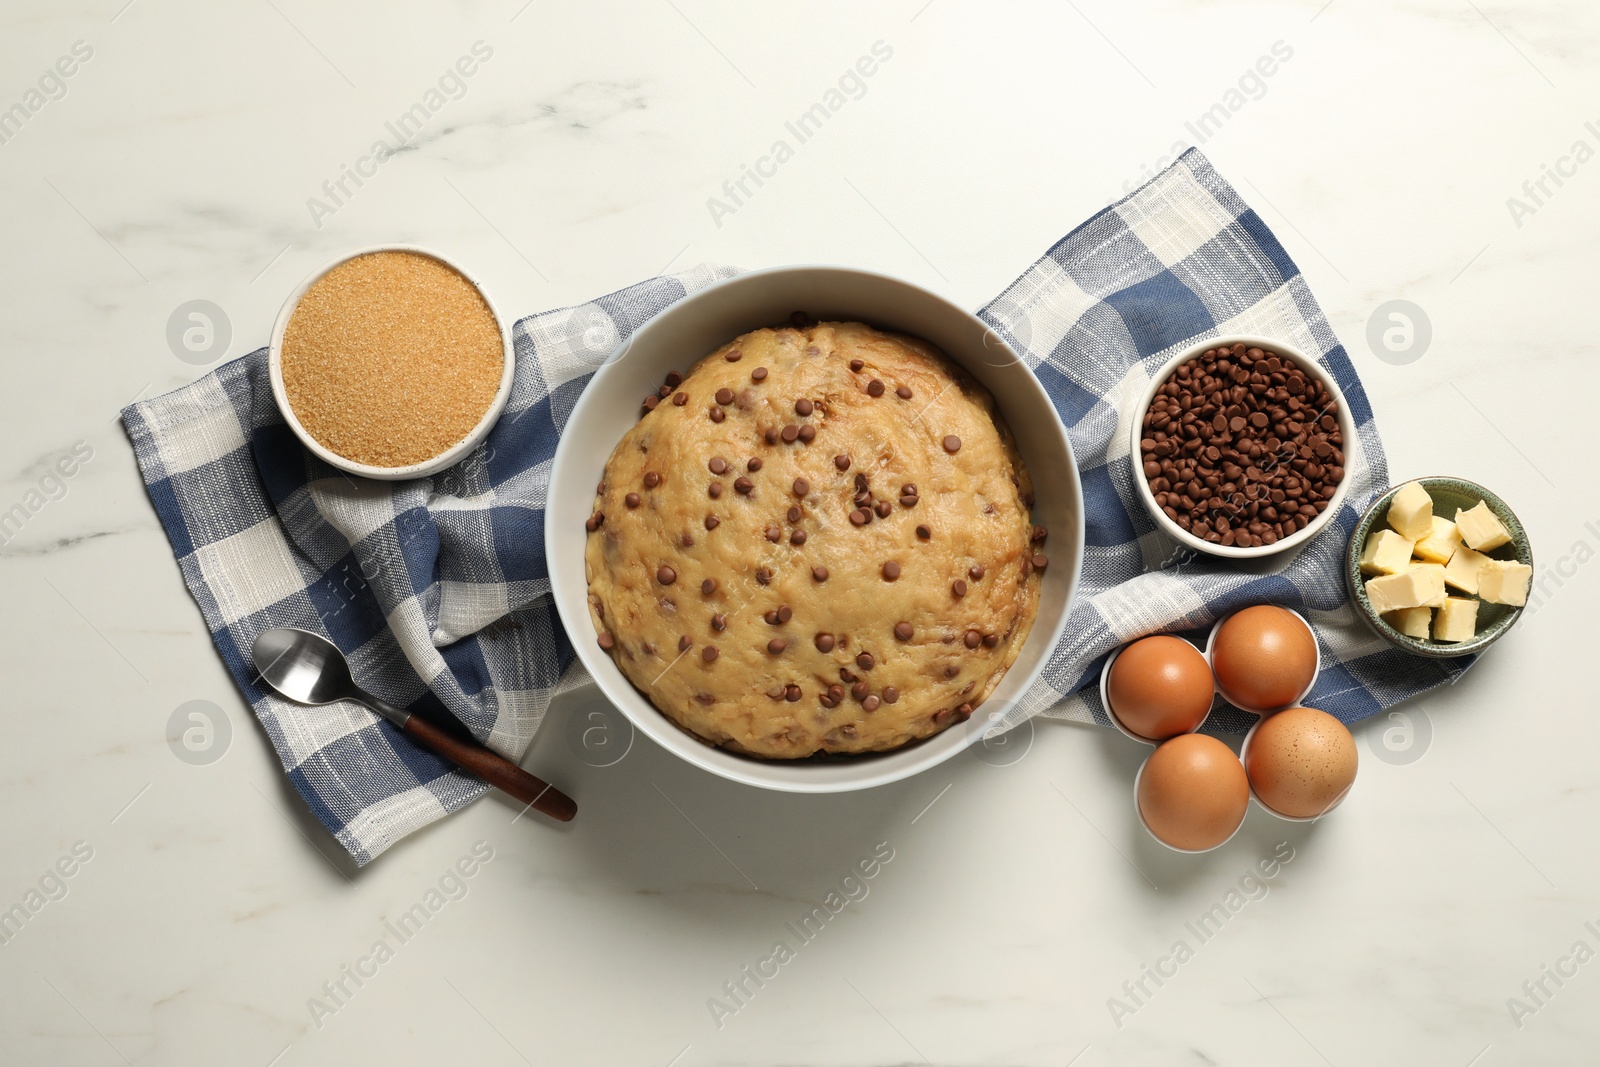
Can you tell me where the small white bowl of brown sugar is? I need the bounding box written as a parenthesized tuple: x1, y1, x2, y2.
(269, 246, 514, 480)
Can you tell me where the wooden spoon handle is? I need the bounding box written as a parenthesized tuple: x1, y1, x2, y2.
(401, 714, 576, 822)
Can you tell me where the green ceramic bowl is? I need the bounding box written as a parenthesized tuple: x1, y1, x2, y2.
(1346, 477, 1533, 658)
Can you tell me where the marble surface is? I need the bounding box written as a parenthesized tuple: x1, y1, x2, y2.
(1, 0, 1596, 1063)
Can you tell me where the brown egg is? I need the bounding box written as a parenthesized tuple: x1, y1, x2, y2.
(1211, 606, 1317, 711)
(1107, 636, 1215, 740)
(1245, 706, 1358, 819)
(1136, 734, 1249, 851)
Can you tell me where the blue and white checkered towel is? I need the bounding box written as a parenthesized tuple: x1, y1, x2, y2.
(123, 150, 1467, 865)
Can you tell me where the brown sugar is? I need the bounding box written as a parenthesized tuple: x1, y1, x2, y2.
(281, 250, 505, 468)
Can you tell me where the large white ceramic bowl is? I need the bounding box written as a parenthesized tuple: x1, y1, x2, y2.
(546, 266, 1083, 792)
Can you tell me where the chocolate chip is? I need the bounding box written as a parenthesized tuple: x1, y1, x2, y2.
(882, 561, 901, 581)
(664, 371, 683, 388)
(815, 633, 836, 652)
(849, 358, 864, 372)
(597, 632, 615, 650)
(708, 457, 727, 474)
(715, 387, 734, 405)
(895, 385, 912, 399)
(894, 622, 913, 640)
(781, 424, 799, 443)
(851, 681, 870, 701)
(777, 605, 792, 623)
(751, 367, 768, 381)
(834, 455, 851, 471)
(883, 686, 899, 704)
(786, 505, 802, 523)
(763, 428, 778, 445)
(793, 478, 809, 497)
(724, 349, 742, 362)
(766, 524, 781, 542)
(585, 513, 603, 532)
(952, 580, 967, 597)
(900, 495, 919, 509)
(679, 635, 692, 652)
(964, 630, 982, 649)
(705, 514, 719, 530)
(673, 392, 688, 406)
(1032, 525, 1048, 542)
(862, 695, 881, 711)
(1031, 553, 1048, 570)
(849, 510, 869, 526)
(956, 703, 973, 719)
(856, 652, 875, 670)
(625, 492, 641, 508)
(798, 425, 816, 443)
(735, 477, 753, 494)
(968, 565, 985, 580)
(943, 435, 961, 453)
(812, 566, 829, 582)
(784, 684, 801, 702)
(708, 483, 723, 499)
(747, 457, 763, 472)
(700, 578, 716, 595)
(795, 398, 814, 416)
(702, 645, 719, 661)
(642, 395, 659, 412)
(656, 565, 676, 585)
(790, 530, 807, 546)
(854, 472, 869, 490)
(712, 613, 727, 631)
(768, 638, 787, 654)
(867, 379, 885, 397)
(916, 524, 931, 540)
(982, 633, 999, 648)
(755, 567, 772, 584)
(709, 407, 725, 423)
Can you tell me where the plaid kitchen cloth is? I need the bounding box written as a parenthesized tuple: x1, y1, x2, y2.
(123, 148, 1467, 865)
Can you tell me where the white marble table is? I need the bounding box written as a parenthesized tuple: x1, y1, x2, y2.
(2, 1, 1594, 1063)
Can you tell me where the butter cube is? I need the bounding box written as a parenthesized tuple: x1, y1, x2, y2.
(1409, 563, 1449, 606)
(1456, 501, 1511, 552)
(1433, 597, 1478, 642)
(1443, 545, 1492, 595)
(1412, 516, 1462, 565)
(1383, 607, 1433, 639)
(1366, 566, 1446, 614)
(1359, 529, 1415, 576)
(1386, 481, 1434, 540)
(1478, 559, 1532, 607)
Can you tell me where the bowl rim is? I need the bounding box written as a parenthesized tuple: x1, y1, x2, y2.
(267, 243, 516, 481)
(1344, 475, 1533, 658)
(1128, 333, 1358, 559)
(545, 263, 1084, 792)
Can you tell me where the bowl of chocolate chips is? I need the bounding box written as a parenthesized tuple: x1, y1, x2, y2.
(1130, 335, 1356, 559)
